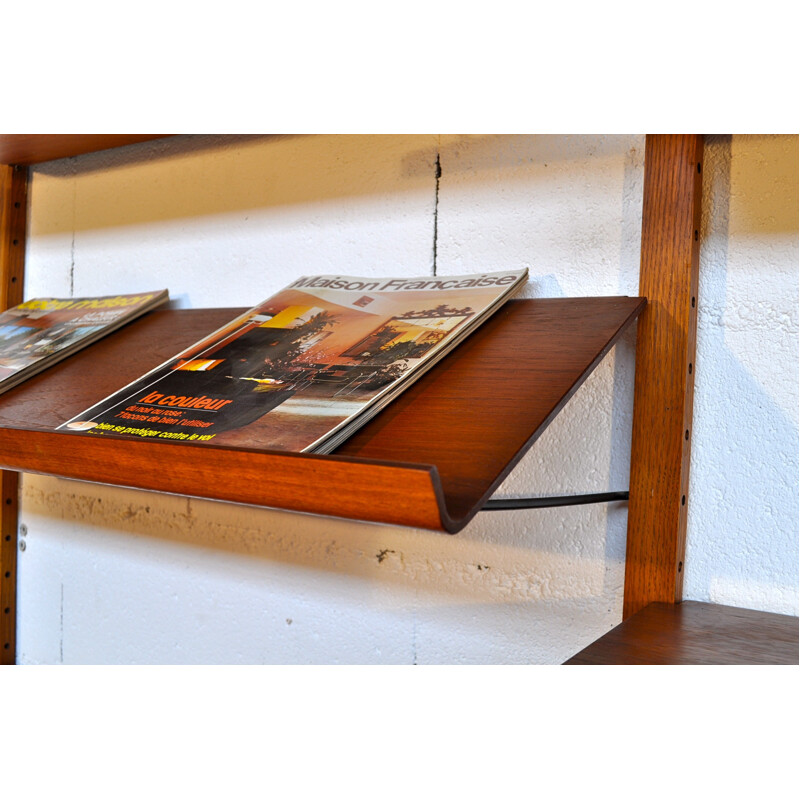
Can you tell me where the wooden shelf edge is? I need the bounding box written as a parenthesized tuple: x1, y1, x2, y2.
(564, 601, 799, 665)
(0, 427, 451, 531)
(444, 293, 646, 525)
(0, 135, 175, 166)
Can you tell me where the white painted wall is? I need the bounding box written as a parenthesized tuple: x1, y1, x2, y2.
(687, 134, 798, 613)
(15, 134, 798, 664)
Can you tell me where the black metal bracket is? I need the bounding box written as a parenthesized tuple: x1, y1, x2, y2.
(482, 491, 629, 511)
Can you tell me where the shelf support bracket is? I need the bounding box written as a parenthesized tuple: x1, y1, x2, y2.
(0, 163, 27, 664)
(482, 491, 629, 511)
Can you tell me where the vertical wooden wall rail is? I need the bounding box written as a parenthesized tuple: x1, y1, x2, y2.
(623, 134, 704, 619)
(0, 164, 27, 663)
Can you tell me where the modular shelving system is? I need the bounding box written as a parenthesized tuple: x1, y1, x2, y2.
(1, 134, 796, 664)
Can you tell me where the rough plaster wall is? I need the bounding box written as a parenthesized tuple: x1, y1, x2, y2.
(15, 133, 796, 664)
(685, 134, 799, 614)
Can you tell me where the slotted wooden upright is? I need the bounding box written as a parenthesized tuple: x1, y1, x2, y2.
(1, 162, 27, 663)
(624, 134, 704, 618)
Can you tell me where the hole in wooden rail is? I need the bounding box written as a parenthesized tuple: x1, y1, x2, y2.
(3, 643, 8, 650)
(692, 296, 696, 308)
(695, 230, 698, 241)
(5, 498, 11, 504)
(697, 163, 702, 174)
(688, 363, 693, 374)
(3, 608, 9, 615)
(3, 572, 9, 578)
(685, 429, 690, 440)
(12, 239, 18, 246)
(14, 202, 20, 209)
(10, 277, 16, 283)
(682, 495, 686, 506)
(678, 561, 683, 573)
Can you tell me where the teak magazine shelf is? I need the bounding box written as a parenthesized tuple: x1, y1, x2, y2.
(0, 296, 645, 533)
(2, 134, 796, 665)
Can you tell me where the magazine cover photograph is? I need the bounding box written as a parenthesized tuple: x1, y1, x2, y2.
(0, 290, 168, 394)
(59, 270, 527, 453)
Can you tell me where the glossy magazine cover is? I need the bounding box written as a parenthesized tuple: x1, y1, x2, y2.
(58, 270, 526, 453)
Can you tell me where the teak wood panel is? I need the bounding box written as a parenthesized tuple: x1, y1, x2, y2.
(0, 164, 27, 664)
(0, 135, 173, 166)
(0, 297, 644, 533)
(565, 601, 799, 665)
(624, 135, 704, 619)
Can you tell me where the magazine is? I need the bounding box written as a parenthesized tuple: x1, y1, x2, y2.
(58, 269, 527, 454)
(0, 289, 169, 395)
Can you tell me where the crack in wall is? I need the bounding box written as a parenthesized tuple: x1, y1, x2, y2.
(432, 152, 442, 276)
(69, 236, 75, 296)
(69, 158, 77, 296)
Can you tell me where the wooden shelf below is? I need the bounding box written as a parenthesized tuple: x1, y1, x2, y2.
(0, 297, 644, 532)
(565, 601, 799, 665)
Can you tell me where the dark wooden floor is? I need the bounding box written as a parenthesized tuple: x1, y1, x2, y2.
(565, 601, 799, 665)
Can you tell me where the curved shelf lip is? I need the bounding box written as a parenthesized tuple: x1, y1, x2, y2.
(0, 427, 448, 532)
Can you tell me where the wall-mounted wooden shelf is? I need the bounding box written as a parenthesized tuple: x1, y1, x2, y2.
(0, 296, 644, 533)
(7, 133, 789, 666)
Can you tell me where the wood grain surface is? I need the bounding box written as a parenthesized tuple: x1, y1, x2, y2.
(0, 165, 26, 309)
(0, 164, 27, 664)
(624, 135, 704, 618)
(565, 601, 799, 665)
(0, 135, 173, 166)
(0, 297, 644, 532)
(0, 469, 17, 664)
